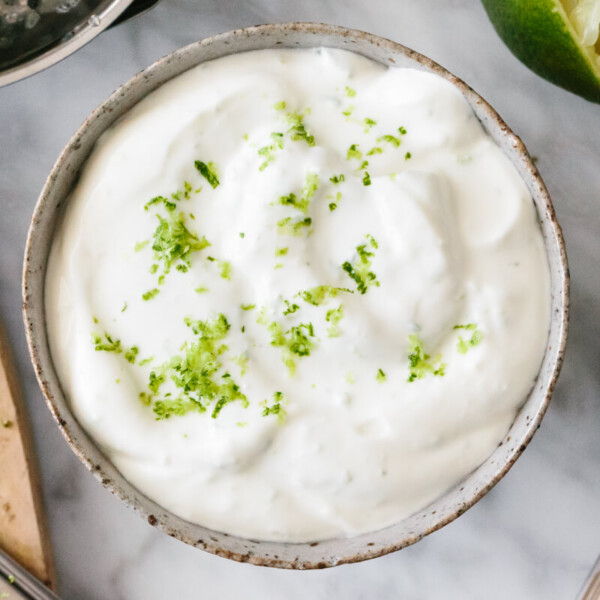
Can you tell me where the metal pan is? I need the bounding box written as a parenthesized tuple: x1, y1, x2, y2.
(0, 0, 159, 87)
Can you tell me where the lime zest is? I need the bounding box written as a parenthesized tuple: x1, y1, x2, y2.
(342, 235, 380, 294)
(299, 285, 353, 306)
(277, 216, 312, 236)
(454, 323, 483, 353)
(279, 172, 320, 214)
(148, 314, 248, 420)
(325, 305, 344, 337)
(261, 391, 288, 423)
(194, 161, 220, 188)
(407, 334, 446, 382)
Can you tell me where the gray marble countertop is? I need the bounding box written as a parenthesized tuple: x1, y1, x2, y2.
(1, 1, 599, 598)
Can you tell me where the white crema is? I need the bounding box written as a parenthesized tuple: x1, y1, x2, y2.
(46, 48, 551, 542)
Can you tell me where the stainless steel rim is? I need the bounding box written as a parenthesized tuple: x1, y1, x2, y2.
(0, 0, 132, 88)
(21, 22, 570, 568)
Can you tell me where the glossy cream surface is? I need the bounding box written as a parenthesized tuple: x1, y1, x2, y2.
(46, 48, 550, 542)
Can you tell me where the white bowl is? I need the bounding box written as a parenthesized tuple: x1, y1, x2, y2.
(22, 22, 569, 569)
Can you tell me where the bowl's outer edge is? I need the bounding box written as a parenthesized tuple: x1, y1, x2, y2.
(22, 22, 569, 569)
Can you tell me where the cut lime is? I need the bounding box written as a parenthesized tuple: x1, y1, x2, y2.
(481, 0, 600, 103)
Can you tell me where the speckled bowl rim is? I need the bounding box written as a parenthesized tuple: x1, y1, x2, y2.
(22, 22, 569, 569)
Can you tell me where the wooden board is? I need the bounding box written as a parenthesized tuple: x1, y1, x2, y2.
(0, 319, 56, 589)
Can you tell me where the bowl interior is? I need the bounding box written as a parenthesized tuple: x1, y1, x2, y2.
(22, 22, 569, 569)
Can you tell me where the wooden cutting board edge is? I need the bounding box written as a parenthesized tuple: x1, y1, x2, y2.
(0, 318, 57, 590)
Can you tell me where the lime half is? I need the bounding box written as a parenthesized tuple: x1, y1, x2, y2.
(481, 0, 600, 103)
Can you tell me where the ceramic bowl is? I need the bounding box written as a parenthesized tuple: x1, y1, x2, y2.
(22, 22, 569, 569)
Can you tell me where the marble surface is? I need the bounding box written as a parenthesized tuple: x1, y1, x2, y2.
(1, 1, 599, 598)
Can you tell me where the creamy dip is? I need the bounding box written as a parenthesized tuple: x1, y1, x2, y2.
(46, 48, 550, 542)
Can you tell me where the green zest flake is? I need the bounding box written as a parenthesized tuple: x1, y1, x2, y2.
(149, 264, 159, 274)
(144, 195, 176, 212)
(366, 234, 379, 248)
(274, 263, 284, 270)
(93, 316, 99, 324)
(148, 314, 248, 420)
(148, 370, 165, 393)
(121, 302, 128, 313)
(405, 151, 412, 160)
(327, 191, 342, 212)
(278, 172, 320, 215)
(92, 331, 143, 367)
(241, 304, 256, 311)
(275, 247, 289, 256)
(379, 134, 401, 148)
(367, 146, 383, 156)
(345, 86, 357, 97)
(399, 126, 407, 135)
(329, 174, 345, 184)
(92, 332, 122, 353)
(151, 211, 210, 276)
(124, 346, 139, 364)
(195, 286, 209, 294)
(258, 132, 285, 171)
(286, 323, 315, 357)
(142, 288, 160, 301)
(2, 419, 12, 428)
(346, 144, 362, 161)
(277, 216, 312, 236)
(303, 172, 320, 202)
(139, 357, 154, 366)
(219, 260, 232, 280)
(134, 240, 149, 252)
(171, 184, 191, 202)
(8, 575, 15, 584)
(286, 111, 315, 146)
(273, 100, 286, 110)
(407, 334, 446, 382)
(325, 305, 344, 337)
(362, 171, 372, 186)
(363, 117, 377, 131)
(259, 316, 316, 376)
(153, 398, 202, 420)
(194, 161, 220, 188)
(239, 232, 245, 238)
(262, 391, 288, 423)
(234, 354, 249, 376)
(299, 285, 352, 306)
(283, 300, 300, 316)
(345, 372, 356, 384)
(342, 235, 380, 294)
(454, 324, 483, 354)
(376, 368, 386, 383)
(342, 105, 355, 118)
